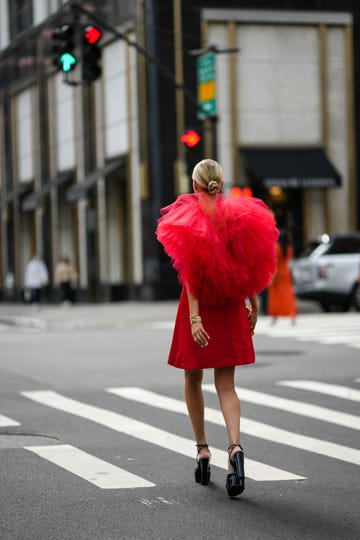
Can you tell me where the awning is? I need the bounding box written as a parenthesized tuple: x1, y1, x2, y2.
(22, 172, 73, 211)
(66, 159, 126, 203)
(241, 147, 341, 189)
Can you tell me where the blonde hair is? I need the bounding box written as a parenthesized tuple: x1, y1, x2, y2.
(192, 159, 223, 194)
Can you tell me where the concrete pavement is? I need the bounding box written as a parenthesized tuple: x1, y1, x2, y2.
(0, 298, 320, 329)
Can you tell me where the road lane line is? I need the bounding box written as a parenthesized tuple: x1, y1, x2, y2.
(202, 384, 360, 430)
(21, 390, 304, 482)
(0, 414, 20, 427)
(255, 315, 360, 349)
(108, 387, 360, 467)
(277, 381, 360, 402)
(25, 444, 155, 489)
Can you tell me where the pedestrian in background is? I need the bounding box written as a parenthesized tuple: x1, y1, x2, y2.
(54, 256, 78, 305)
(156, 159, 278, 497)
(267, 228, 297, 325)
(24, 254, 49, 305)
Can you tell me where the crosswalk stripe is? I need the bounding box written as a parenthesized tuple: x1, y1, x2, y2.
(0, 414, 20, 427)
(21, 390, 304, 482)
(278, 381, 360, 402)
(25, 444, 155, 489)
(202, 384, 360, 430)
(255, 314, 360, 348)
(109, 387, 360, 467)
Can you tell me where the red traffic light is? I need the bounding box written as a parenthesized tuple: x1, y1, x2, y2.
(230, 186, 253, 198)
(84, 26, 102, 44)
(181, 129, 201, 148)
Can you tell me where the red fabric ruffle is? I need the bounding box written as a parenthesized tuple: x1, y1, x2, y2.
(156, 193, 279, 306)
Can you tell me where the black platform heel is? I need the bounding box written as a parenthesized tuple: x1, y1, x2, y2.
(194, 443, 211, 485)
(226, 443, 245, 497)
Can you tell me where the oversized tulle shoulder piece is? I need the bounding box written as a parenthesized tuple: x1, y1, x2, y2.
(159, 193, 197, 216)
(156, 193, 279, 306)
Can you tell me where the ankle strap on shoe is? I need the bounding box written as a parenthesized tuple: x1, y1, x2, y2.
(196, 443, 209, 451)
(228, 443, 243, 455)
(196, 443, 211, 457)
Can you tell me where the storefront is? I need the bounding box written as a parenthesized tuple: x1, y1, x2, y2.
(201, 8, 356, 251)
(241, 147, 342, 253)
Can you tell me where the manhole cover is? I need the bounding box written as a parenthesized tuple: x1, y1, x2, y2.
(0, 431, 61, 449)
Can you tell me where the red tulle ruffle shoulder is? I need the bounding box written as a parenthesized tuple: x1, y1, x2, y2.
(156, 193, 278, 306)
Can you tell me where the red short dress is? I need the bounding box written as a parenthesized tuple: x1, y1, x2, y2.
(156, 193, 278, 370)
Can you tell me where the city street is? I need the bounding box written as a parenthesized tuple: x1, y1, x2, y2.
(0, 302, 359, 540)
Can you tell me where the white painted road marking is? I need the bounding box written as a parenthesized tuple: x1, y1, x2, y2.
(109, 387, 360, 466)
(0, 414, 20, 427)
(255, 314, 360, 349)
(25, 444, 155, 489)
(278, 380, 360, 402)
(201, 384, 360, 430)
(21, 390, 304, 482)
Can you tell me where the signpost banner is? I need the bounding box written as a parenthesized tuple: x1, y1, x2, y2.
(197, 52, 216, 118)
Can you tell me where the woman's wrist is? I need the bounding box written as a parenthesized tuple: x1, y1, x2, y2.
(189, 314, 202, 324)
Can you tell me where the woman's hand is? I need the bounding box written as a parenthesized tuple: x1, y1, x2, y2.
(191, 321, 210, 347)
(247, 296, 259, 336)
(248, 309, 258, 336)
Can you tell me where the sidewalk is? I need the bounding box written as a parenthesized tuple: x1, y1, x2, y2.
(0, 301, 179, 329)
(0, 299, 320, 329)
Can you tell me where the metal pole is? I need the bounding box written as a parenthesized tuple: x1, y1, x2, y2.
(173, 0, 186, 193)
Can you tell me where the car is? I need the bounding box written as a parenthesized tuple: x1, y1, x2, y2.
(291, 232, 360, 312)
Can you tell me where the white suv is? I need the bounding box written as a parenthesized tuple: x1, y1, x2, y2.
(292, 233, 360, 312)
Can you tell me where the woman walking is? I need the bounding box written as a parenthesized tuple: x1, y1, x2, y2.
(156, 159, 278, 497)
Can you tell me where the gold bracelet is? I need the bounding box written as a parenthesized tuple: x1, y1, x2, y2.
(189, 315, 202, 324)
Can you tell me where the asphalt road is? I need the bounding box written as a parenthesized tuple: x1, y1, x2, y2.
(0, 302, 359, 540)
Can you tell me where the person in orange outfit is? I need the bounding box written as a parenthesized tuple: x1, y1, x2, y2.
(267, 228, 297, 325)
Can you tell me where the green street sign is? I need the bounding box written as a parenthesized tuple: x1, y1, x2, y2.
(60, 52, 77, 73)
(197, 53, 216, 118)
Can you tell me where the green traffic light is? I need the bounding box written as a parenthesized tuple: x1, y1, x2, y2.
(60, 52, 77, 73)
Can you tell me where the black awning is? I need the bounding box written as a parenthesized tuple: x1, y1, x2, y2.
(66, 159, 126, 203)
(241, 147, 341, 189)
(22, 172, 73, 211)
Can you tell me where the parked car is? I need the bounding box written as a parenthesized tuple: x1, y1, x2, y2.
(291, 232, 360, 312)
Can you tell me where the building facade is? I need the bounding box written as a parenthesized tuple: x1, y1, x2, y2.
(0, 0, 359, 302)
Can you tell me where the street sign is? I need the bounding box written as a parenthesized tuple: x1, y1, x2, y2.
(197, 53, 216, 118)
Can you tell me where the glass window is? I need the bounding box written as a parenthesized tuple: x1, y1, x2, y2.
(8, 0, 33, 39)
(327, 237, 360, 255)
(48, 0, 63, 14)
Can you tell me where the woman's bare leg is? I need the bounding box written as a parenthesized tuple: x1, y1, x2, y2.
(184, 369, 209, 458)
(214, 366, 240, 449)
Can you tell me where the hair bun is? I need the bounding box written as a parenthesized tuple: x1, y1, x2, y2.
(207, 180, 219, 194)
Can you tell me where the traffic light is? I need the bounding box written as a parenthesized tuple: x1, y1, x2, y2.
(82, 25, 102, 82)
(51, 25, 77, 73)
(181, 129, 202, 178)
(230, 186, 253, 198)
(181, 129, 201, 149)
